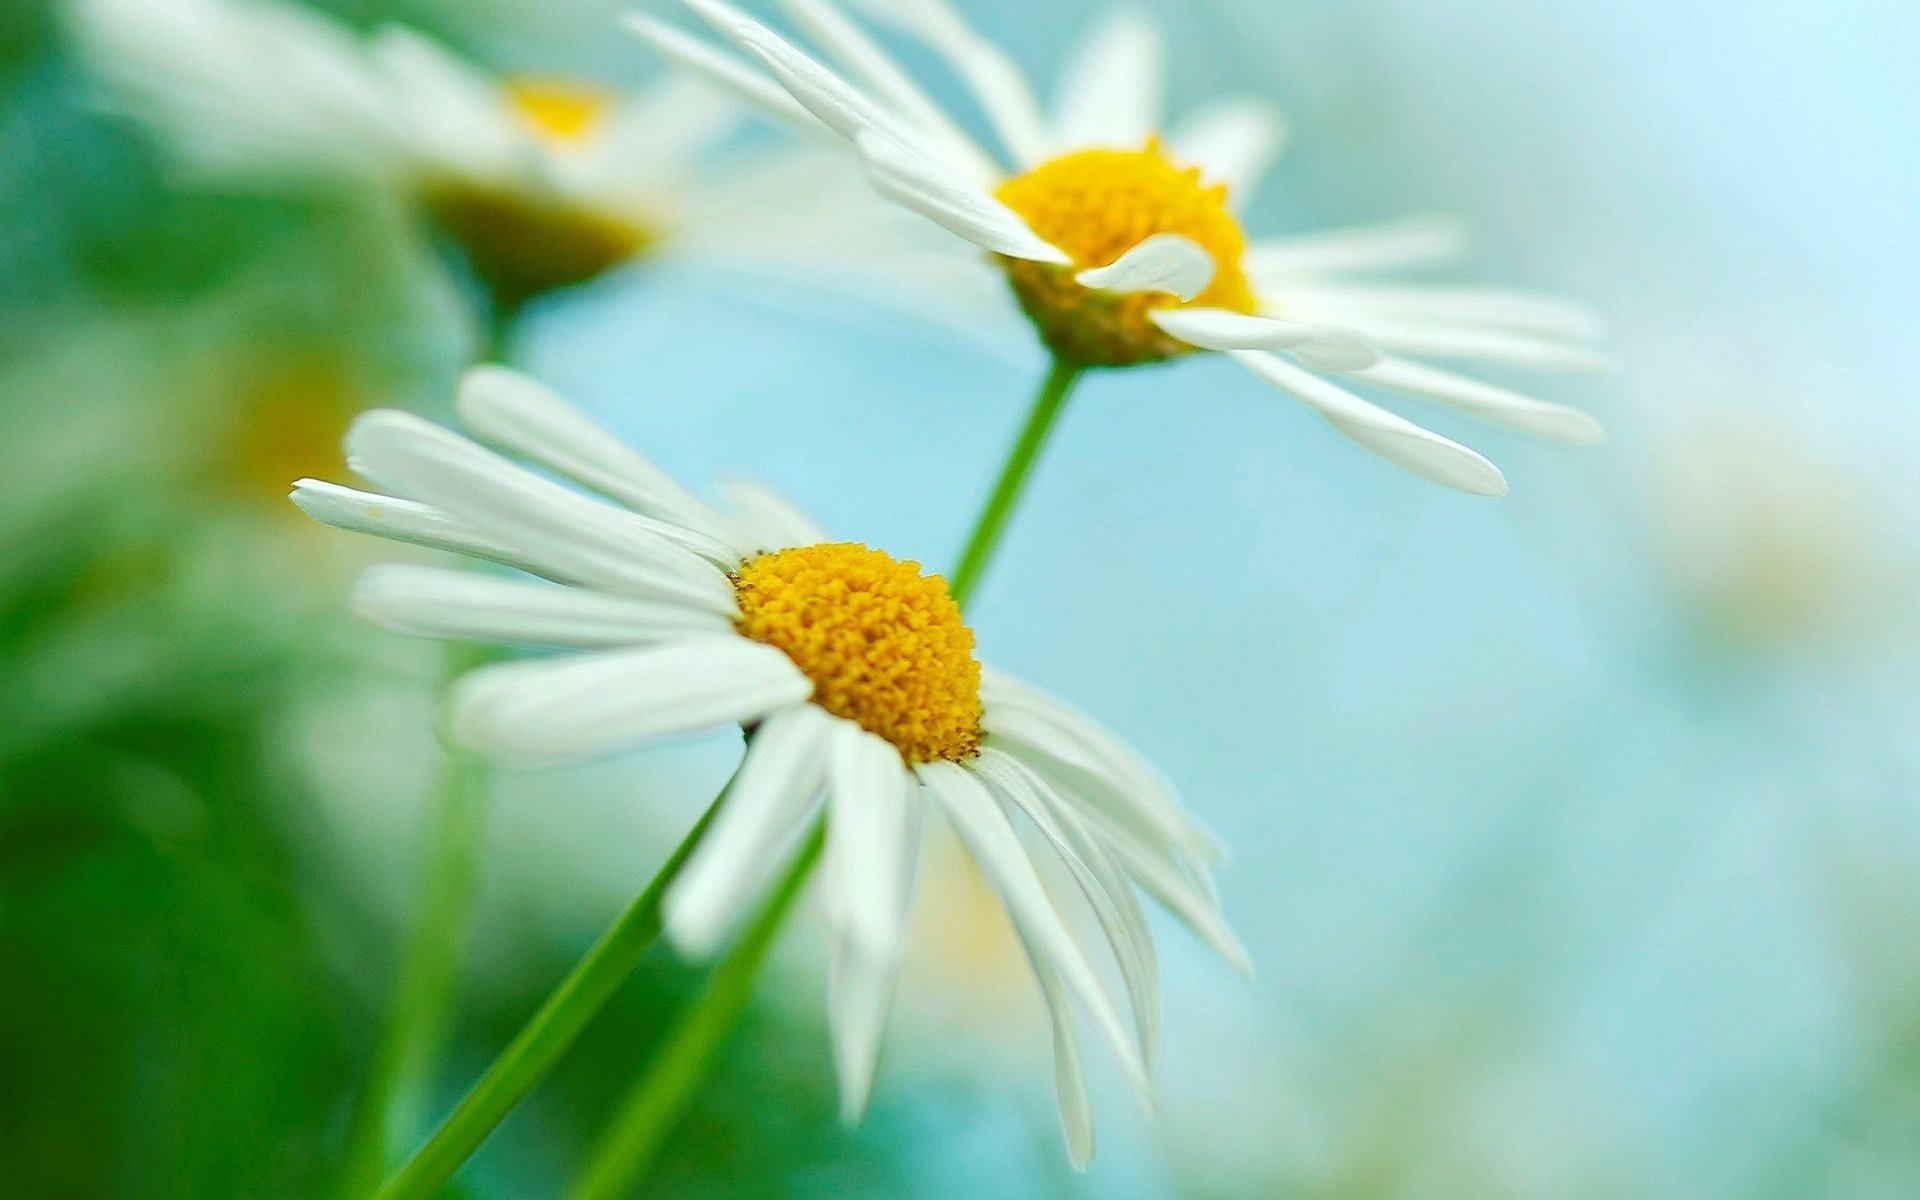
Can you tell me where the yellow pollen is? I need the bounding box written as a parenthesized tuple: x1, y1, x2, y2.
(994, 139, 1257, 366)
(506, 78, 613, 144)
(733, 543, 982, 764)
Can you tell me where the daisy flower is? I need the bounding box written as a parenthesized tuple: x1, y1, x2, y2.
(629, 0, 1611, 495)
(70, 0, 937, 308)
(292, 365, 1246, 1163)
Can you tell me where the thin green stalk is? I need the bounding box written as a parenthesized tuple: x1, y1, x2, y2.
(561, 357, 1083, 1199)
(947, 357, 1083, 608)
(370, 792, 728, 1200)
(337, 659, 492, 1199)
(339, 298, 545, 1198)
(566, 824, 828, 1200)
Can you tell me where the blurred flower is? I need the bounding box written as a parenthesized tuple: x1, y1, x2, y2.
(631, 0, 1610, 496)
(70, 0, 938, 311)
(1642, 419, 1913, 657)
(290, 365, 1246, 1164)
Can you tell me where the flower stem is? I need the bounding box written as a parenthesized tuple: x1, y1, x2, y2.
(565, 823, 828, 1200)
(559, 358, 1083, 1198)
(336, 304, 529, 1196)
(947, 357, 1083, 608)
(368, 789, 729, 1200)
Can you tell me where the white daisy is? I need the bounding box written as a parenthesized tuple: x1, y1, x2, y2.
(628, 0, 1612, 496)
(291, 365, 1246, 1164)
(69, 0, 939, 306)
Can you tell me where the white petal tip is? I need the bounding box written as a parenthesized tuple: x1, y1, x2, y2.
(1075, 233, 1214, 301)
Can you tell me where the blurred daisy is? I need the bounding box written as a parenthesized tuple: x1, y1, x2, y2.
(70, 0, 939, 309)
(291, 365, 1246, 1164)
(631, 0, 1611, 495)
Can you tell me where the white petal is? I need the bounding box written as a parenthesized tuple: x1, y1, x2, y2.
(920, 762, 1150, 1099)
(622, 12, 828, 139)
(986, 714, 1218, 874)
(351, 564, 730, 648)
(367, 26, 520, 179)
(1102, 833, 1252, 977)
(1148, 307, 1377, 370)
(454, 366, 738, 550)
(1233, 351, 1509, 496)
(718, 476, 829, 552)
(1245, 215, 1468, 278)
(1051, 9, 1163, 150)
(447, 637, 812, 760)
(1279, 282, 1607, 342)
(823, 721, 921, 1119)
(345, 410, 738, 611)
(1076, 233, 1213, 301)
(1292, 313, 1617, 373)
(1033, 955, 1095, 1169)
(974, 749, 1159, 1071)
(841, 0, 1050, 165)
(776, 0, 1000, 182)
(687, 0, 898, 145)
(1169, 99, 1286, 205)
(822, 723, 917, 951)
(290, 480, 534, 572)
(1354, 357, 1605, 444)
(590, 73, 744, 185)
(980, 668, 1218, 859)
(666, 704, 833, 954)
(855, 130, 1067, 262)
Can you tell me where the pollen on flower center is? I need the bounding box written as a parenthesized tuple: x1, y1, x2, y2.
(733, 543, 981, 764)
(506, 78, 613, 144)
(993, 140, 1256, 366)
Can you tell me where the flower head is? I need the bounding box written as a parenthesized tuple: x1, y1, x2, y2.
(292, 366, 1245, 1163)
(71, 0, 934, 307)
(631, 0, 1612, 495)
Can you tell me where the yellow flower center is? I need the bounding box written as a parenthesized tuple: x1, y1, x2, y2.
(733, 543, 981, 764)
(994, 140, 1256, 366)
(506, 78, 613, 144)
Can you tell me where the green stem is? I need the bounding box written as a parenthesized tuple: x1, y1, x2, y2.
(947, 358, 1083, 608)
(565, 824, 828, 1200)
(370, 792, 729, 1200)
(336, 304, 528, 1197)
(561, 358, 1083, 1199)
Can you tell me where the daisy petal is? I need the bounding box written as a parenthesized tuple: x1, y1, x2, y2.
(823, 720, 920, 1118)
(718, 476, 829, 552)
(975, 748, 1159, 1070)
(1303, 314, 1617, 373)
(920, 762, 1150, 1100)
(1149, 307, 1377, 370)
(455, 365, 735, 547)
(1033, 955, 1095, 1169)
(777, 0, 999, 182)
(1052, 9, 1163, 150)
(855, 130, 1068, 262)
(1232, 351, 1510, 496)
(290, 480, 533, 571)
(666, 703, 832, 954)
(622, 13, 827, 139)
(345, 410, 738, 610)
(1355, 357, 1605, 444)
(1102, 834, 1252, 977)
(842, 0, 1050, 165)
(352, 564, 733, 647)
(1245, 215, 1467, 278)
(448, 637, 811, 760)
(1169, 99, 1286, 205)
(980, 668, 1219, 859)
(1283, 282, 1607, 342)
(687, 0, 897, 144)
(1077, 233, 1213, 300)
